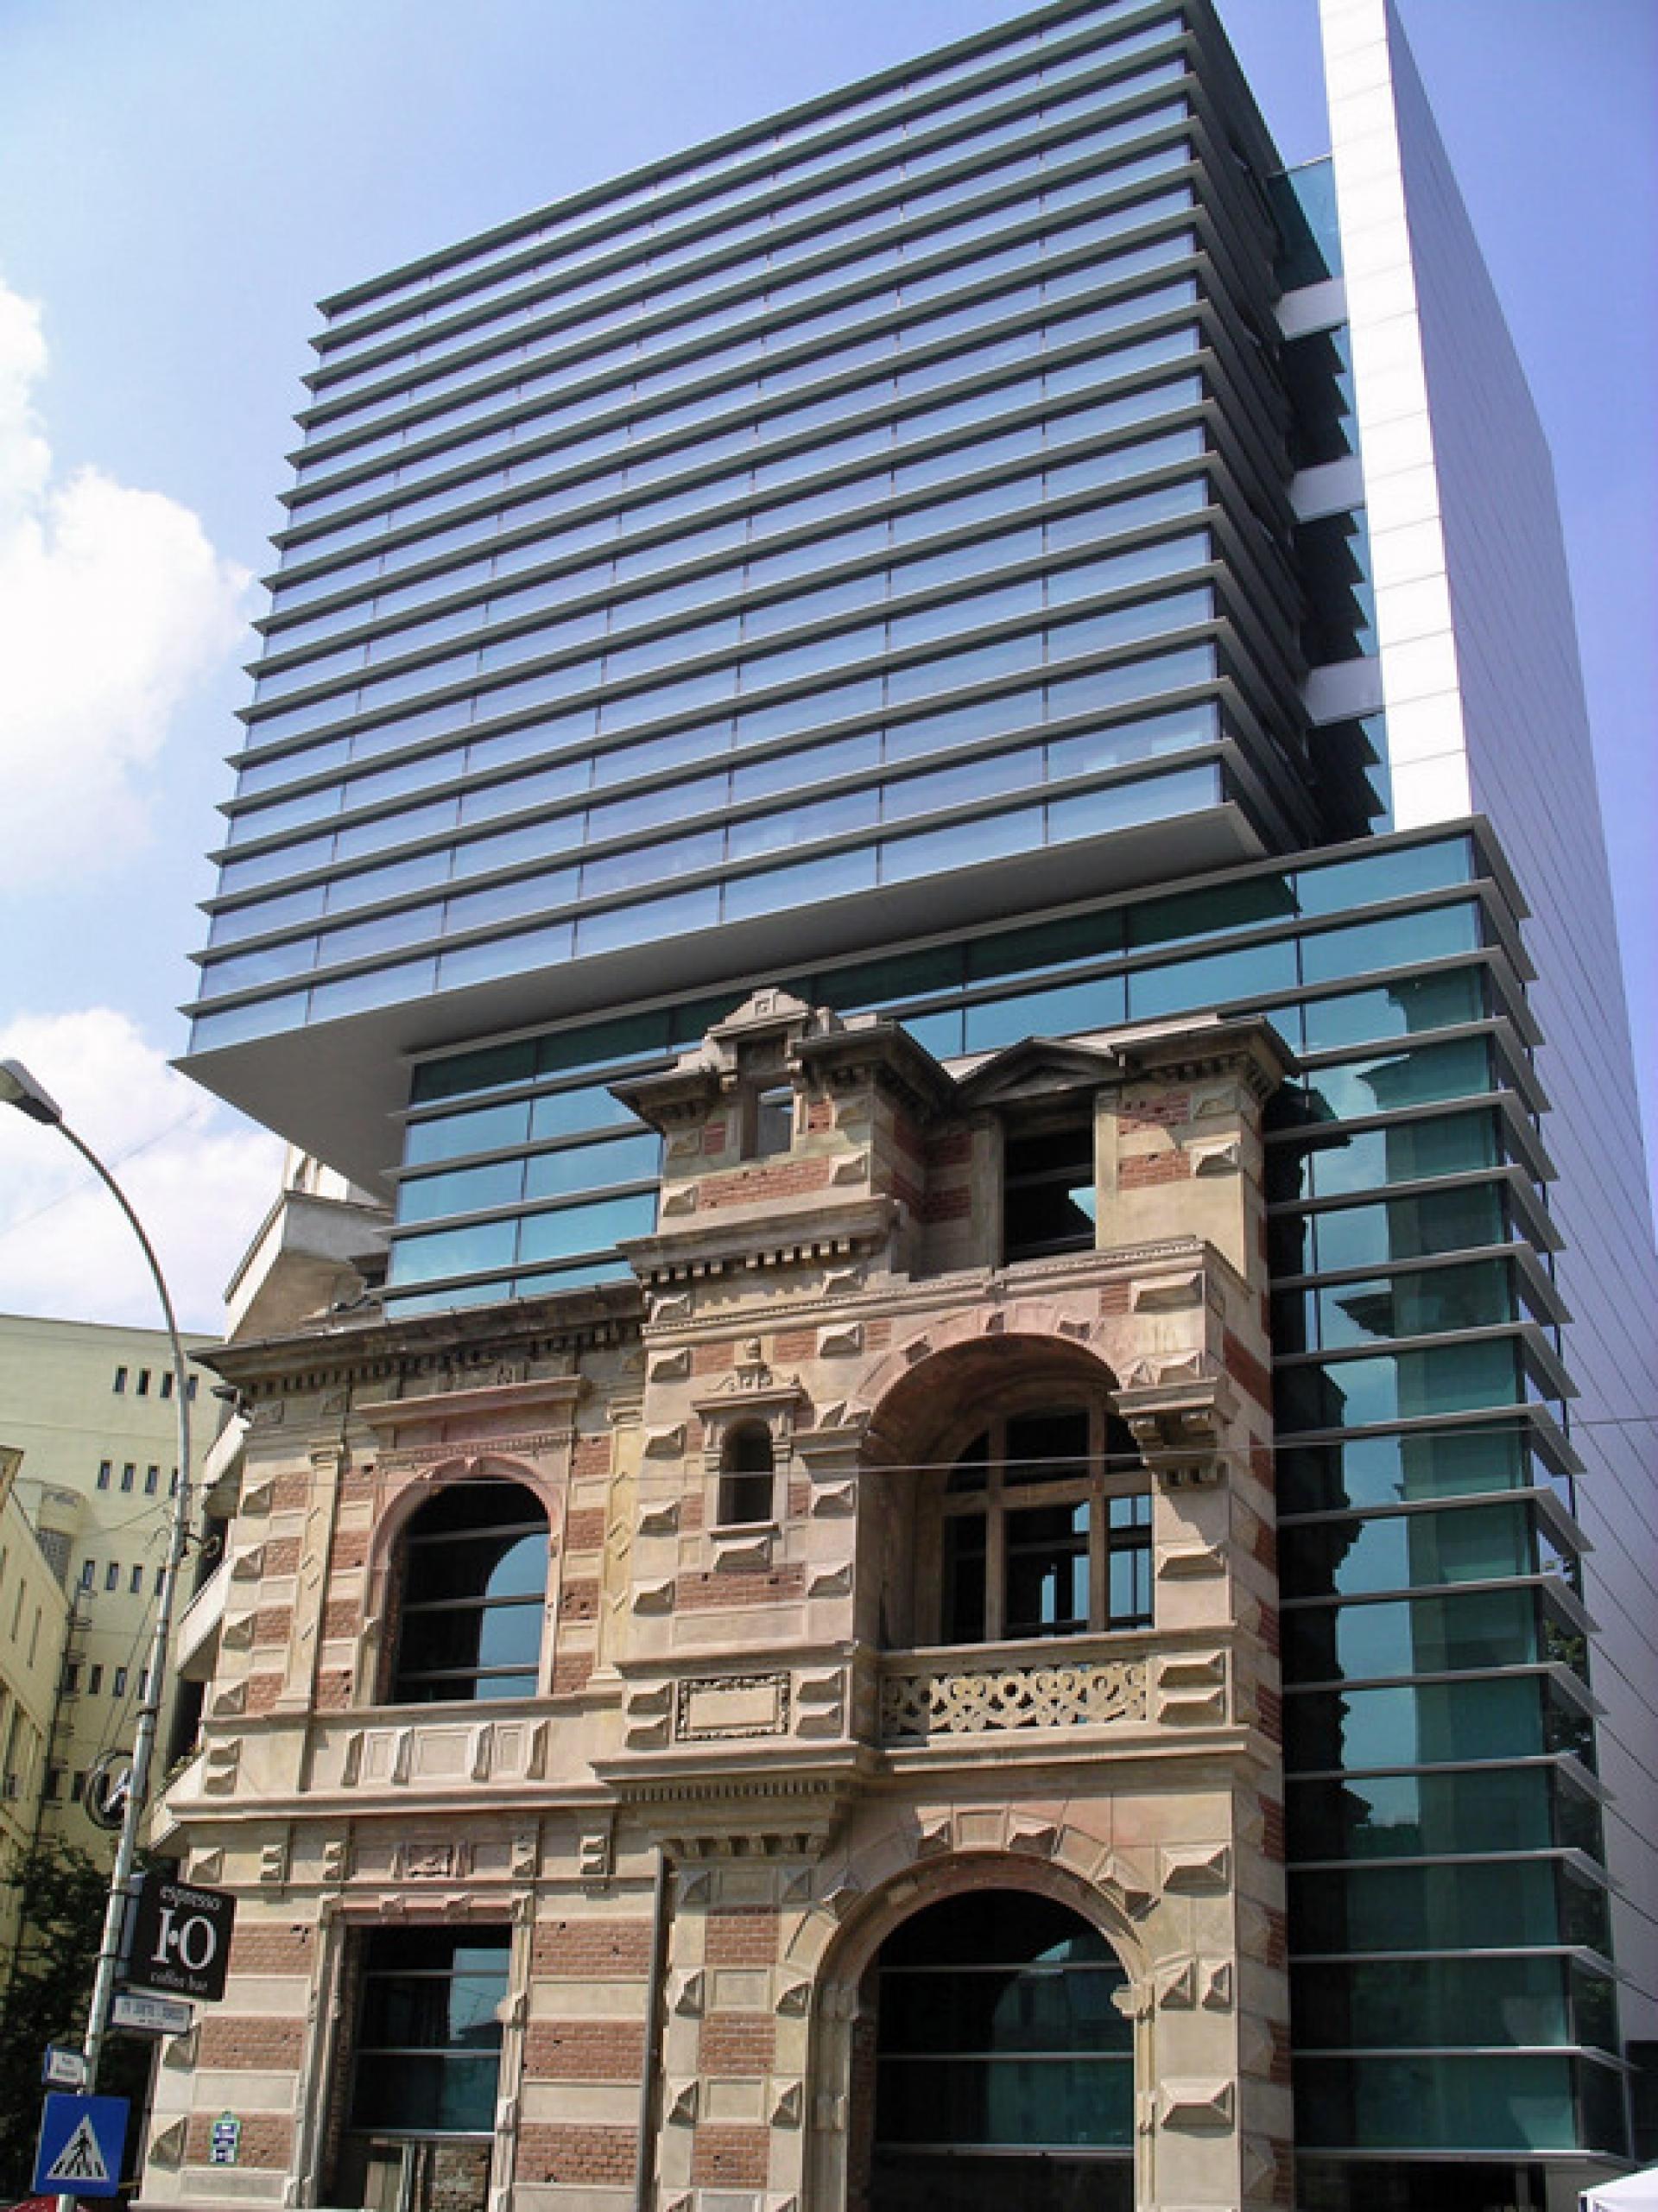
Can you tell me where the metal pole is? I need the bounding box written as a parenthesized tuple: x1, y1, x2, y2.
(49, 1124, 194, 2093)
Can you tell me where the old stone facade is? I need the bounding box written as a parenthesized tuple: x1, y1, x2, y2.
(142, 993, 1293, 2212)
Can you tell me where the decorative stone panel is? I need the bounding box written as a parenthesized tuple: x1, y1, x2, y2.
(879, 1651, 1147, 1740)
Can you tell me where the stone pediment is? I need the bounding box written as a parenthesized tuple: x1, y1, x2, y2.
(954, 1036, 1125, 1110)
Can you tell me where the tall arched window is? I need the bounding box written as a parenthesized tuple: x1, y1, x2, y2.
(718, 1422, 775, 1528)
(937, 1404, 1151, 1645)
(389, 1480, 549, 1704)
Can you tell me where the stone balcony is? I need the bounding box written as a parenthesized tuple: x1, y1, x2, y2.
(161, 1621, 1245, 1831)
(874, 1625, 1236, 1752)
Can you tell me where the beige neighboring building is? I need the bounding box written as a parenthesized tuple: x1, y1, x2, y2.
(0, 1312, 218, 1848)
(0, 1443, 71, 1957)
(145, 992, 1291, 2212)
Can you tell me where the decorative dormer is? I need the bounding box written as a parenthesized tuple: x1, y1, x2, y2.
(955, 1017, 1294, 1278)
(611, 986, 961, 1281)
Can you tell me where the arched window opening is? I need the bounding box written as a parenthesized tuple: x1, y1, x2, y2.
(389, 1480, 548, 1705)
(866, 1890, 1132, 2212)
(939, 1404, 1151, 1645)
(718, 1423, 775, 1528)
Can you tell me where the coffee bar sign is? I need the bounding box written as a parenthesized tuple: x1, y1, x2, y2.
(127, 1873, 237, 2003)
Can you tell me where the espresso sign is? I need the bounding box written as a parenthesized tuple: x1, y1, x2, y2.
(127, 1873, 237, 2002)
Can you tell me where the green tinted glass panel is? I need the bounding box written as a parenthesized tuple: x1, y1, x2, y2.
(1291, 1857, 1567, 1955)
(1127, 871, 1295, 949)
(403, 1099, 533, 1167)
(522, 1131, 660, 1201)
(1129, 936, 1298, 1019)
(1278, 1036, 1494, 1125)
(398, 1157, 528, 1224)
(1300, 967, 1489, 1054)
(350, 2052, 503, 2133)
(1294, 837, 1472, 917)
(1579, 2053, 1632, 2157)
(1270, 1109, 1501, 1204)
(1293, 1954, 1571, 2050)
(965, 908, 1124, 983)
(1286, 1182, 1509, 1275)
(1285, 1675, 1544, 1772)
(528, 1084, 641, 1140)
(814, 944, 966, 1009)
(1294, 2053, 1577, 2152)
(1281, 1501, 1537, 1597)
(1282, 1586, 1540, 1683)
(536, 1010, 671, 1074)
(1281, 1416, 1547, 1521)
(1279, 1259, 1520, 1353)
(1278, 1339, 1524, 1432)
(1300, 902, 1482, 986)
(1288, 1765, 1558, 1861)
(410, 1038, 536, 1104)
(389, 1218, 518, 1285)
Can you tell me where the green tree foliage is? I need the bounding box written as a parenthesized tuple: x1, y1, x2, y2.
(0, 1841, 153, 2191)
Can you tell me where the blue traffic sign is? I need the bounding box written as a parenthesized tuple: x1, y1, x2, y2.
(32, 2092, 128, 2197)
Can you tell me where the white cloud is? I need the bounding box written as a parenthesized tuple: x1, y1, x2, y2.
(0, 1008, 284, 1333)
(0, 276, 251, 889)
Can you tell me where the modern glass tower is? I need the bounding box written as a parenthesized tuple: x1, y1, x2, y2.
(177, 0, 1656, 2200)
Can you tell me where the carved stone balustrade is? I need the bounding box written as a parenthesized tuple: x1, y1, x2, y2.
(879, 1639, 1149, 1742)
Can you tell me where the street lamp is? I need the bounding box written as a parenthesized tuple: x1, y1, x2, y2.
(1, 1058, 195, 2102)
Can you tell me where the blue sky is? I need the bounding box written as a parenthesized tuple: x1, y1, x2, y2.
(0, 0, 1652, 1326)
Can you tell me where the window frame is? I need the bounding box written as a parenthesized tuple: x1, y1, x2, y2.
(717, 1419, 777, 1528)
(928, 1399, 1152, 1645)
(343, 1923, 513, 2144)
(387, 1478, 551, 1707)
(1001, 1106, 1098, 1264)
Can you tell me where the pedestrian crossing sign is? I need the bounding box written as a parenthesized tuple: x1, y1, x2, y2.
(32, 2092, 128, 2197)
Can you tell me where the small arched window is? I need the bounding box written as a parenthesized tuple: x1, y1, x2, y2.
(389, 1479, 548, 1705)
(718, 1423, 775, 1528)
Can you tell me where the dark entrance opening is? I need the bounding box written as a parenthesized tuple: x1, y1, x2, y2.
(866, 1889, 1133, 2212)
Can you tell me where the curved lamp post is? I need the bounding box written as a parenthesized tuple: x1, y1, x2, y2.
(0, 1058, 194, 2106)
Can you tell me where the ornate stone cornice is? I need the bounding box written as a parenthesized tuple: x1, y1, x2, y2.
(203, 1280, 642, 1391)
(625, 1195, 896, 1290)
(1111, 1014, 1298, 1101)
(793, 1020, 957, 1123)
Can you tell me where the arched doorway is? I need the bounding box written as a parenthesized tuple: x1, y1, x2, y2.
(861, 1888, 1134, 2212)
